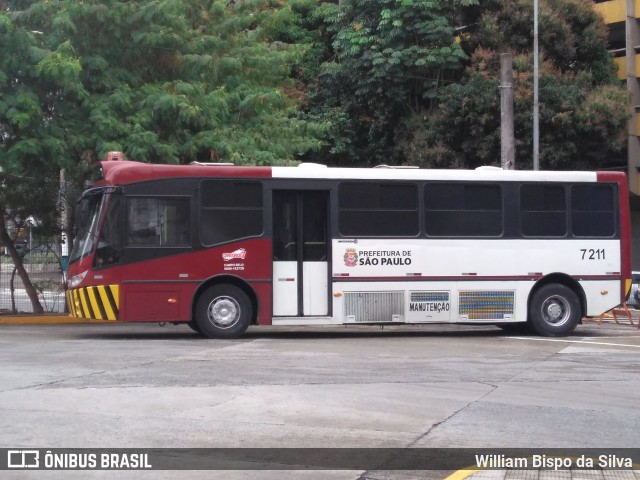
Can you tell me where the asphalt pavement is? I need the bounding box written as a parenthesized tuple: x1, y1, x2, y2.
(0, 320, 639, 479)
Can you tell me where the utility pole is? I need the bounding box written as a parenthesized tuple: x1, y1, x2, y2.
(500, 53, 515, 170)
(533, 0, 540, 170)
(60, 169, 68, 283)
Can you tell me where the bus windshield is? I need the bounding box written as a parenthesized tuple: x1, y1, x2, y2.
(69, 188, 109, 263)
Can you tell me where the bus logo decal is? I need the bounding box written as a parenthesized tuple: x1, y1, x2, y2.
(344, 248, 358, 267)
(222, 248, 247, 262)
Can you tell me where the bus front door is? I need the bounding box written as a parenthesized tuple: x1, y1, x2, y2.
(272, 191, 329, 317)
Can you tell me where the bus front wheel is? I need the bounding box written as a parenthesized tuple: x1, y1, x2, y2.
(195, 284, 252, 339)
(187, 320, 202, 335)
(528, 284, 581, 337)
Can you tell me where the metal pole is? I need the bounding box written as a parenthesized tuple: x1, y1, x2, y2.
(533, 0, 540, 170)
(60, 169, 68, 282)
(500, 53, 515, 170)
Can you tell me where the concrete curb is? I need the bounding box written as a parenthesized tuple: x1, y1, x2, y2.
(0, 315, 111, 325)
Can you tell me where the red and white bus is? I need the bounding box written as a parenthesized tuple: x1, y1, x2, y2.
(66, 153, 632, 338)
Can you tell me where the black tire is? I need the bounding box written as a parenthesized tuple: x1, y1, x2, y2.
(195, 284, 252, 339)
(528, 284, 581, 337)
(187, 320, 203, 334)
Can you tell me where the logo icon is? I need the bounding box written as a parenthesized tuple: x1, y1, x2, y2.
(8, 450, 39, 468)
(222, 248, 247, 262)
(343, 248, 358, 267)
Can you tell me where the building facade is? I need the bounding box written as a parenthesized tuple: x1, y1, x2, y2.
(594, 0, 640, 194)
(594, 0, 640, 269)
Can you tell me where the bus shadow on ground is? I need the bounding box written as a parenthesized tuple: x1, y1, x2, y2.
(72, 324, 522, 341)
(70, 321, 638, 341)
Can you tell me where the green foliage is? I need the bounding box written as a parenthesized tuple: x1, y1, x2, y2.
(1, 0, 329, 313)
(395, 70, 500, 169)
(1, 0, 325, 173)
(301, 0, 475, 165)
(1, 0, 633, 207)
(295, 0, 628, 169)
(0, 4, 76, 240)
(396, 0, 629, 170)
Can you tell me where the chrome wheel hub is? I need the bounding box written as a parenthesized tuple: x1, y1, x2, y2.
(208, 296, 240, 328)
(541, 296, 570, 326)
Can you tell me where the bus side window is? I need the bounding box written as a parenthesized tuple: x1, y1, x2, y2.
(127, 197, 190, 247)
(424, 183, 502, 237)
(273, 192, 297, 261)
(303, 192, 327, 261)
(571, 185, 615, 237)
(520, 184, 567, 237)
(338, 182, 418, 237)
(199, 180, 263, 246)
(128, 198, 159, 245)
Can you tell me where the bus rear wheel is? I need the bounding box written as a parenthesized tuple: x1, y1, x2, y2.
(195, 284, 252, 339)
(528, 284, 581, 337)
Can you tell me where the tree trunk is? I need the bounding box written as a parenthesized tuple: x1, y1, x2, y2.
(10, 267, 17, 313)
(0, 210, 44, 314)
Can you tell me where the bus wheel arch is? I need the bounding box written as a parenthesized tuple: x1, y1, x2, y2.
(527, 274, 585, 337)
(191, 276, 258, 339)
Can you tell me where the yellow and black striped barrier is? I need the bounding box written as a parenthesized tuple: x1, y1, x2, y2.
(67, 285, 119, 321)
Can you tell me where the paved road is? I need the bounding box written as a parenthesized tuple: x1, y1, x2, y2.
(0, 322, 639, 479)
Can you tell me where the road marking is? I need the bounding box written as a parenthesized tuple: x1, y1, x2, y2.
(444, 468, 480, 480)
(589, 336, 639, 339)
(507, 337, 640, 348)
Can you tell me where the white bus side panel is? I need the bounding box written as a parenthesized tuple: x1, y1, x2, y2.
(330, 280, 621, 324)
(333, 239, 620, 279)
(273, 239, 622, 325)
(303, 262, 328, 316)
(331, 281, 523, 324)
(273, 262, 298, 316)
(580, 280, 622, 316)
(331, 239, 622, 323)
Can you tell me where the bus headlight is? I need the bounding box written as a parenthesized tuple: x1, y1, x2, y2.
(68, 271, 88, 289)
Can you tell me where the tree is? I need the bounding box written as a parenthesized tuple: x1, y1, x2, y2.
(300, 0, 476, 166)
(396, 0, 630, 169)
(1, 0, 326, 312)
(2, 0, 328, 176)
(0, 5, 78, 312)
(298, 0, 629, 170)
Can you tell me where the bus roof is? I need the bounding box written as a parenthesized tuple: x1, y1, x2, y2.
(273, 165, 604, 183)
(95, 160, 271, 186)
(95, 158, 621, 186)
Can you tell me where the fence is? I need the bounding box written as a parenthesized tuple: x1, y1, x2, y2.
(0, 243, 66, 314)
